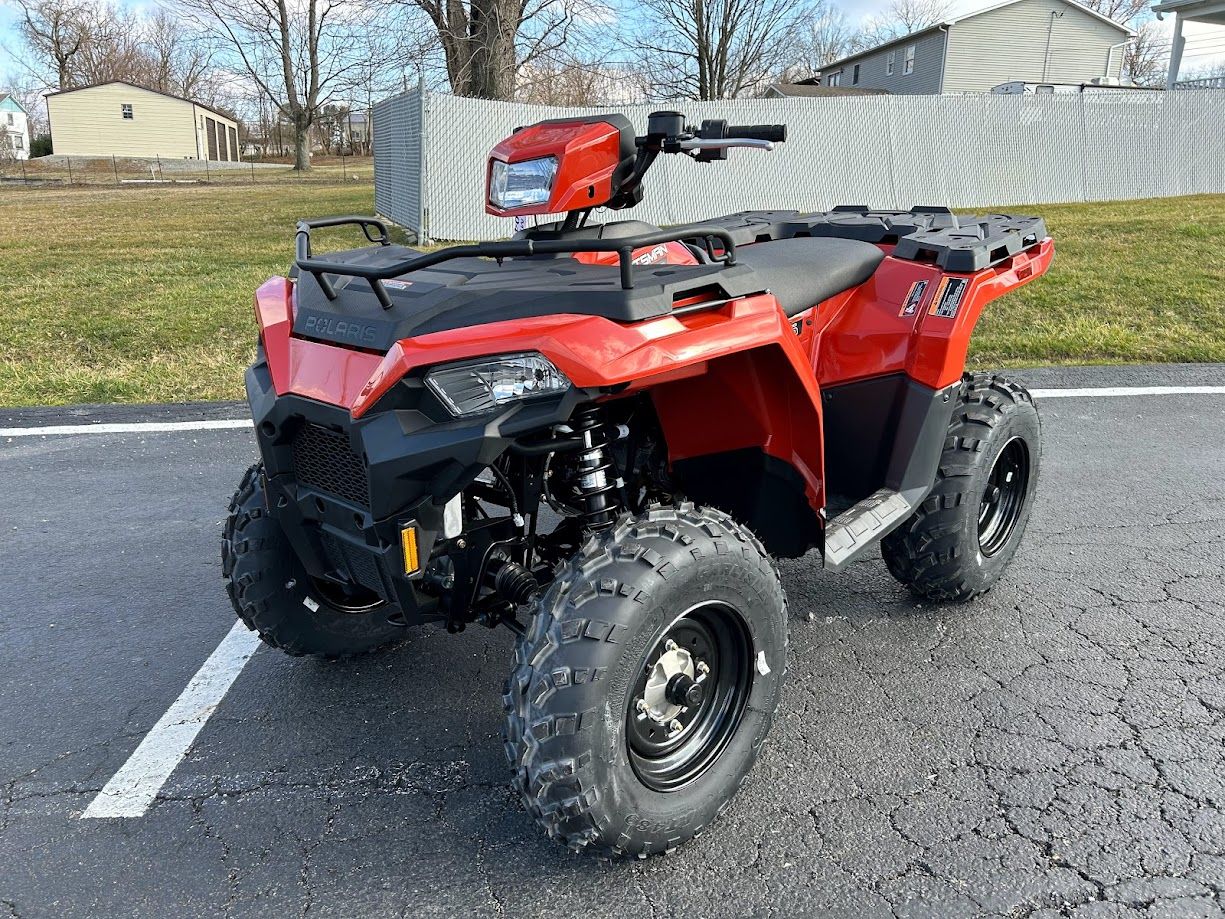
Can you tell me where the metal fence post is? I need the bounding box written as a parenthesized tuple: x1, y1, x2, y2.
(112, 154, 119, 185)
(156, 154, 163, 182)
(205, 156, 210, 183)
(66, 156, 73, 185)
(20, 157, 27, 184)
(251, 161, 256, 184)
(341, 150, 346, 182)
(417, 78, 429, 245)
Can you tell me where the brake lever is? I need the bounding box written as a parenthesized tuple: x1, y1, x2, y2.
(676, 138, 775, 152)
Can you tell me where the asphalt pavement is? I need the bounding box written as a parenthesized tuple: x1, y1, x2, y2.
(1, 363, 1223, 919)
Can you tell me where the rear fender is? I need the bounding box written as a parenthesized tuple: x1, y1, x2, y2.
(906, 239, 1054, 389)
(817, 239, 1054, 390)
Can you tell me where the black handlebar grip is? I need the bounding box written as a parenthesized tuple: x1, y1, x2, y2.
(728, 124, 787, 143)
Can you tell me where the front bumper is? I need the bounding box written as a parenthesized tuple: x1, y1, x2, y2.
(245, 355, 581, 625)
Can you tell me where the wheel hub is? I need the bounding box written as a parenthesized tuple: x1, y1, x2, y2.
(640, 640, 699, 725)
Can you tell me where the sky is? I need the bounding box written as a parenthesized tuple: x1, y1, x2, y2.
(2, 0, 1224, 95)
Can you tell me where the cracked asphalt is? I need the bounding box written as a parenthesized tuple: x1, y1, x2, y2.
(1, 363, 1223, 918)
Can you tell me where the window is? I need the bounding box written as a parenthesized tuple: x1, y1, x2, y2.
(852, 64, 860, 85)
(904, 45, 916, 75)
(5, 113, 12, 126)
(887, 51, 895, 75)
(826, 70, 842, 86)
(14, 135, 23, 149)
(121, 104, 133, 119)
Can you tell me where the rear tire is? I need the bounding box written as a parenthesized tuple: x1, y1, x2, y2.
(222, 463, 404, 658)
(880, 373, 1041, 602)
(503, 503, 788, 857)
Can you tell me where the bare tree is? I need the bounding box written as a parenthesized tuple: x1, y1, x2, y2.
(1122, 20, 1166, 85)
(404, 0, 583, 99)
(141, 9, 217, 99)
(178, 0, 396, 169)
(633, 0, 815, 100)
(1074, 0, 1149, 25)
(12, 0, 91, 89)
(69, 4, 148, 86)
(853, 0, 951, 50)
(11, 0, 227, 104)
(778, 0, 857, 80)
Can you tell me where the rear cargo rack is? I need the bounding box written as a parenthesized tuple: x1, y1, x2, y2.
(295, 217, 740, 309)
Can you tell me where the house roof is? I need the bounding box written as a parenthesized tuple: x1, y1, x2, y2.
(0, 91, 29, 113)
(817, 0, 1134, 74)
(764, 83, 890, 97)
(1151, 0, 1225, 23)
(44, 81, 236, 124)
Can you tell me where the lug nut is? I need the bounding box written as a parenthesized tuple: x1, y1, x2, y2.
(664, 639, 678, 651)
(636, 699, 650, 716)
(668, 719, 683, 734)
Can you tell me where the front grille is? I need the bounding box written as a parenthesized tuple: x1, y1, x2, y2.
(290, 423, 369, 506)
(320, 532, 386, 596)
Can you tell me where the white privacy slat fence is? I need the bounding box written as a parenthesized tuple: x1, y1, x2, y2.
(373, 89, 1225, 242)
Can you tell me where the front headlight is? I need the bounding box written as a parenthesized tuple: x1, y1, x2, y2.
(489, 156, 559, 209)
(425, 353, 571, 417)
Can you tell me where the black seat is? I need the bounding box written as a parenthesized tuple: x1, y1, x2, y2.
(733, 237, 884, 317)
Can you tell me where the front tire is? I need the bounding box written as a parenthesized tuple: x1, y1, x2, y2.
(503, 503, 788, 857)
(222, 463, 405, 658)
(881, 373, 1041, 602)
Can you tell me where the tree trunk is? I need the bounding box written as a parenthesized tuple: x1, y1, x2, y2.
(292, 114, 311, 170)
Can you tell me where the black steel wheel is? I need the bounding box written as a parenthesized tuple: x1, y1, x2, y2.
(503, 503, 788, 857)
(881, 373, 1041, 602)
(977, 436, 1031, 557)
(626, 602, 753, 792)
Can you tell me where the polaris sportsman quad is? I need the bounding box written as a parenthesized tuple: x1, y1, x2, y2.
(224, 110, 1051, 856)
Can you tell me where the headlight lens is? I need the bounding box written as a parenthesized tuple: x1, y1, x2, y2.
(489, 156, 559, 209)
(425, 353, 571, 417)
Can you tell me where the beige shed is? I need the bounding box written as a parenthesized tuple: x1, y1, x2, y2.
(47, 81, 241, 162)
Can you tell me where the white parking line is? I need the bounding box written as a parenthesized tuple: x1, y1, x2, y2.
(81, 622, 261, 819)
(5, 387, 1225, 441)
(1029, 385, 1225, 399)
(1, 419, 250, 438)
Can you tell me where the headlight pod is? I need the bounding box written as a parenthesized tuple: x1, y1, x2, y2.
(424, 353, 571, 417)
(489, 156, 559, 210)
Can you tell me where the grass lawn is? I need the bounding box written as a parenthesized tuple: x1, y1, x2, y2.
(0, 186, 1222, 407)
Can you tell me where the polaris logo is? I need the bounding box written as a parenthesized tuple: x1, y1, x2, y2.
(302, 314, 378, 345)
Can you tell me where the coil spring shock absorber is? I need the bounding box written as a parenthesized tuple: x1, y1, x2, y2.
(564, 406, 621, 530)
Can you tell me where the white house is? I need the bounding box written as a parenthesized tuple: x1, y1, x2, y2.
(0, 92, 31, 160)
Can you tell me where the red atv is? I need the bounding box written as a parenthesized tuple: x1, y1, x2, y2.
(224, 110, 1051, 856)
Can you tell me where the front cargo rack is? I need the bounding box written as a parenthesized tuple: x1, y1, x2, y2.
(295, 216, 741, 309)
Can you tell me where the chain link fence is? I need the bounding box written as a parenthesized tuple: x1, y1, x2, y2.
(373, 89, 1225, 242)
(0, 153, 374, 187)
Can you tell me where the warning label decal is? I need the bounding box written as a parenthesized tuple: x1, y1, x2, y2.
(899, 280, 928, 317)
(929, 277, 969, 319)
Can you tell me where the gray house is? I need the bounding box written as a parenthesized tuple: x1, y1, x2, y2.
(818, 0, 1135, 94)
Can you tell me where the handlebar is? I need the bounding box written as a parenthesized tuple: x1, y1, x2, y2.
(726, 124, 787, 144)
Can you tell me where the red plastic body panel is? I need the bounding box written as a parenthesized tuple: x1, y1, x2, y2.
(486, 119, 627, 218)
(255, 237, 1054, 516)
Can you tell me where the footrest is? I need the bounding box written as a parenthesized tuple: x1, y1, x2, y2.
(823, 488, 918, 571)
